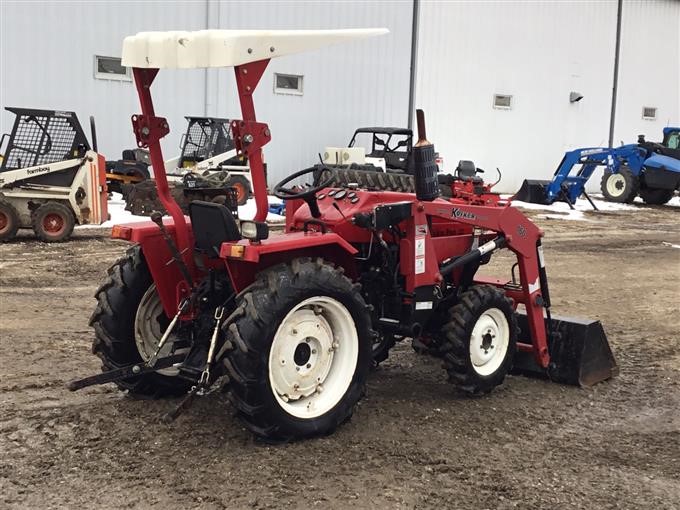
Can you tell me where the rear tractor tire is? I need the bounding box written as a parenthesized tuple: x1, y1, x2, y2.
(600, 166, 639, 203)
(439, 285, 517, 395)
(0, 200, 20, 242)
(639, 187, 675, 205)
(222, 258, 373, 442)
(89, 246, 191, 398)
(31, 202, 75, 242)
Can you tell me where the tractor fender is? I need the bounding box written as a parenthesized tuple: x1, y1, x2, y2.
(221, 231, 358, 293)
(112, 220, 204, 318)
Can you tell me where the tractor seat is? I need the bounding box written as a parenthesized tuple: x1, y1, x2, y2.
(189, 200, 241, 257)
(455, 160, 483, 183)
(121, 149, 136, 161)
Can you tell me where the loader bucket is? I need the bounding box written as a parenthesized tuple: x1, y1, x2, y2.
(512, 179, 552, 205)
(512, 311, 618, 386)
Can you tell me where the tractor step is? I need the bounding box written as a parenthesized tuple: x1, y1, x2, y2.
(66, 353, 186, 391)
(512, 311, 618, 386)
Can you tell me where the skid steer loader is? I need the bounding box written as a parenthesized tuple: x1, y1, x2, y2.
(0, 108, 108, 242)
(123, 116, 255, 215)
(68, 28, 617, 443)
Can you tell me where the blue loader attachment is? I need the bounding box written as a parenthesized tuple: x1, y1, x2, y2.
(514, 127, 680, 208)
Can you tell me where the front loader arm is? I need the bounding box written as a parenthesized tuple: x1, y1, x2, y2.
(416, 201, 551, 367)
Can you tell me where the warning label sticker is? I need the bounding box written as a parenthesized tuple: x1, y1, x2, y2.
(415, 238, 425, 257)
(415, 224, 427, 275)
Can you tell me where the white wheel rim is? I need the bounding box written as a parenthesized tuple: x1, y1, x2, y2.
(268, 296, 358, 419)
(469, 308, 510, 376)
(606, 173, 626, 197)
(134, 284, 182, 376)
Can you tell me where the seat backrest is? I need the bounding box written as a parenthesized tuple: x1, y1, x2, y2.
(189, 200, 241, 257)
(456, 160, 477, 179)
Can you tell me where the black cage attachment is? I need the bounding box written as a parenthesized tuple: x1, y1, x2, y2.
(0, 107, 91, 172)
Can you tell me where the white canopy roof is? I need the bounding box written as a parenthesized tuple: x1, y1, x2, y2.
(121, 28, 388, 69)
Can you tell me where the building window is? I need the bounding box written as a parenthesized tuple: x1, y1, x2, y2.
(493, 94, 513, 110)
(642, 107, 657, 120)
(274, 73, 303, 95)
(94, 56, 131, 81)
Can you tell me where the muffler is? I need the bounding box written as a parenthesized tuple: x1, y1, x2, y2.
(512, 179, 552, 205)
(512, 311, 618, 386)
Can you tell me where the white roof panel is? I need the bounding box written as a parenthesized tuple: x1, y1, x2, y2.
(121, 28, 388, 69)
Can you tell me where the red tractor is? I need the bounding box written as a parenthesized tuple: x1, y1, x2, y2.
(70, 29, 617, 442)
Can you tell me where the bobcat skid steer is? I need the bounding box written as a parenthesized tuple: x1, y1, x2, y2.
(0, 107, 108, 242)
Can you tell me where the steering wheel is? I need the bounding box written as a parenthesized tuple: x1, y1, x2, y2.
(273, 166, 335, 218)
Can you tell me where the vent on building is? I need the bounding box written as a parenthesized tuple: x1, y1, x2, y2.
(493, 94, 513, 109)
(94, 56, 131, 81)
(642, 107, 657, 120)
(274, 73, 303, 95)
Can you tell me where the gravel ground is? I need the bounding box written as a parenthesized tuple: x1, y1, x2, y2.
(1, 204, 679, 509)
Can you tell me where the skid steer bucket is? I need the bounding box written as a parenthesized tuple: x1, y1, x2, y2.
(512, 179, 552, 204)
(512, 311, 618, 386)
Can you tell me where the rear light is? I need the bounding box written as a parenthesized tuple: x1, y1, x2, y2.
(229, 245, 245, 258)
(241, 221, 269, 241)
(435, 154, 444, 169)
(111, 225, 132, 240)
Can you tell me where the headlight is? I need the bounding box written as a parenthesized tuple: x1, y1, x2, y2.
(240, 221, 269, 241)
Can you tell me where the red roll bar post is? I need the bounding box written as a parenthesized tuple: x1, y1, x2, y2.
(233, 59, 272, 223)
(130, 67, 194, 269)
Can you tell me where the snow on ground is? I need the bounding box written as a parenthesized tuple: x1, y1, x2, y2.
(634, 194, 680, 208)
(504, 192, 679, 221)
(77, 193, 285, 229)
(508, 195, 637, 221)
(78, 191, 677, 229)
(238, 195, 285, 223)
(77, 193, 150, 228)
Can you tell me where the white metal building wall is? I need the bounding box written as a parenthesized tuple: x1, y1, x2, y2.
(415, 0, 680, 193)
(203, 1, 413, 183)
(0, 1, 412, 185)
(2, 1, 678, 189)
(0, 1, 207, 164)
(614, 0, 680, 144)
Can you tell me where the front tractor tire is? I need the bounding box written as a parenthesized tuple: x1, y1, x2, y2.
(600, 166, 639, 203)
(222, 258, 373, 442)
(439, 285, 517, 395)
(89, 246, 191, 398)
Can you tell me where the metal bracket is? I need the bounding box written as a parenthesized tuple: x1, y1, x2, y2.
(131, 114, 170, 148)
(231, 120, 271, 157)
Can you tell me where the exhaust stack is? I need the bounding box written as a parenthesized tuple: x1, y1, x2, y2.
(413, 109, 439, 201)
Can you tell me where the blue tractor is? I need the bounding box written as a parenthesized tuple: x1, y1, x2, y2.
(515, 127, 680, 208)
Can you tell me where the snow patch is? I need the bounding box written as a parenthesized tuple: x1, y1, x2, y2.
(635, 195, 680, 208)
(77, 193, 151, 228)
(77, 193, 285, 229)
(238, 195, 285, 223)
(508, 192, 680, 221)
